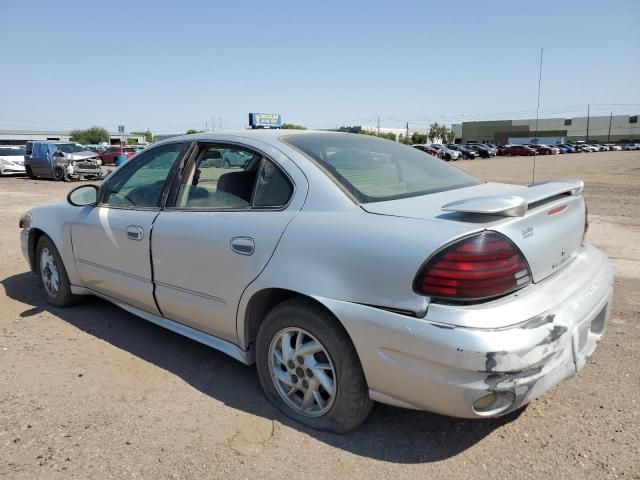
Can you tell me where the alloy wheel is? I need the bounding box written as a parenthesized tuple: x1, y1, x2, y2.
(268, 327, 337, 417)
(40, 247, 60, 297)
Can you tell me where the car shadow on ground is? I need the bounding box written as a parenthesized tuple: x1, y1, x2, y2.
(2, 271, 522, 464)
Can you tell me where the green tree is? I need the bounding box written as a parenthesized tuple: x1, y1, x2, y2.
(186, 129, 206, 134)
(281, 123, 306, 130)
(360, 129, 397, 142)
(131, 130, 154, 143)
(411, 132, 428, 144)
(428, 123, 442, 143)
(440, 126, 455, 144)
(70, 126, 110, 145)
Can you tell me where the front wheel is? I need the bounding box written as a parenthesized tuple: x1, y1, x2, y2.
(26, 166, 36, 179)
(256, 298, 372, 433)
(36, 235, 78, 307)
(53, 166, 65, 181)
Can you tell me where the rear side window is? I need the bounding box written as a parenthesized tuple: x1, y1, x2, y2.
(284, 134, 480, 203)
(25, 142, 33, 155)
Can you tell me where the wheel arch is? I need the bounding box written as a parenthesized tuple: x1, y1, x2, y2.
(241, 288, 355, 355)
(27, 227, 47, 273)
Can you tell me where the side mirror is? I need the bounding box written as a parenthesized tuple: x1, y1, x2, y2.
(67, 184, 98, 207)
(55, 150, 65, 157)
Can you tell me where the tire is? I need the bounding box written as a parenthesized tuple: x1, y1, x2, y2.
(26, 166, 36, 179)
(256, 298, 373, 433)
(224, 159, 231, 168)
(53, 166, 65, 181)
(36, 235, 78, 307)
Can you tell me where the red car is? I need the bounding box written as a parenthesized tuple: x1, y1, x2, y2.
(411, 144, 440, 157)
(502, 145, 537, 156)
(99, 146, 138, 165)
(527, 144, 558, 155)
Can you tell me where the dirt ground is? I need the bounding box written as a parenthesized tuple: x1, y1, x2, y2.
(1, 151, 639, 479)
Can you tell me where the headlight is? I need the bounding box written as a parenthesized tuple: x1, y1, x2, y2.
(19, 213, 32, 229)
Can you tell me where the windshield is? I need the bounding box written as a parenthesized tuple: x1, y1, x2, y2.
(55, 143, 86, 153)
(284, 133, 480, 203)
(0, 147, 25, 156)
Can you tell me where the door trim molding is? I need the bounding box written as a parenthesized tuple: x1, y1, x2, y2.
(70, 285, 254, 365)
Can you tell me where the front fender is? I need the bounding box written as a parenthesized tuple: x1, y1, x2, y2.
(24, 201, 83, 286)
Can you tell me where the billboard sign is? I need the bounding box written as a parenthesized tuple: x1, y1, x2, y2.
(249, 113, 282, 129)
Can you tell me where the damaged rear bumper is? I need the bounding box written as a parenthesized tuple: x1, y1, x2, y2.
(316, 244, 614, 418)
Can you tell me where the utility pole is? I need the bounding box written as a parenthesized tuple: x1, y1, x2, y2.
(534, 48, 543, 142)
(532, 47, 544, 184)
(377, 117, 380, 135)
(406, 122, 409, 142)
(211, 116, 215, 133)
(607, 111, 613, 143)
(586, 104, 590, 143)
(219, 116, 222, 130)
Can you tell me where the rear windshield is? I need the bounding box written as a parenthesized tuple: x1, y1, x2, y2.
(283, 133, 480, 202)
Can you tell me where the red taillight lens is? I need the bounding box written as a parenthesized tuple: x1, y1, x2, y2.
(415, 232, 531, 301)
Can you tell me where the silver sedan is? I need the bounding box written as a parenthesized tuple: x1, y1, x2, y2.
(19, 131, 613, 433)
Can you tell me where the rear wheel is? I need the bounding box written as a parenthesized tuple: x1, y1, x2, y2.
(36, 235, 78, 307)
(256, 298, 372, 433)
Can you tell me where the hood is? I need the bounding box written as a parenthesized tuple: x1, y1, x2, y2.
(63, 151, 100, 161)
(0, 155, 25, 164)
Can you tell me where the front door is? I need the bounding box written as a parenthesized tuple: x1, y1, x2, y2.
(71, 141, 189, 313)
(151, 141, 305, 343)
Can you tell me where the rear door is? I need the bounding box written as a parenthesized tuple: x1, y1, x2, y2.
(71, 141, 189, 312)
(151, 140, 306, 343)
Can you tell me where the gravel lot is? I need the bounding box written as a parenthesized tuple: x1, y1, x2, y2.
(1, 151, 639, 479)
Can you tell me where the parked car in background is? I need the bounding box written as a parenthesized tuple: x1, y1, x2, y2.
(430, 144, 462, 161)
(447, 144, 477, 159)
(478, 144, 498, 156)
(623, 143, 640, 151)
(20, 130, 613, 433)
(24, 141, 103, 180)
(99, 146, 138, 165)
(502, 145, 537, 156)
(556, 144, 577, 154)
(572, 143, 597, 153)
(604, 144, 622, 151)
(465, 144, 491, 158)
(528, 144, 558, 155)
(411, 144, 440, 156)
(0, 146, 26, 175)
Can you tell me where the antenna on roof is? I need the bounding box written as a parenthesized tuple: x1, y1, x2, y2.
(532, 47, 544, 184)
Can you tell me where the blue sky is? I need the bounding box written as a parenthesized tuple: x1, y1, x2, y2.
(1, 0, 639, 133)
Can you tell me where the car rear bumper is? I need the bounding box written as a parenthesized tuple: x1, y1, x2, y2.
(317, 244, 613, 418)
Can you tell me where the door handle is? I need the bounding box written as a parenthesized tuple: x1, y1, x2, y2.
(126, 225, 144, 241)
(230, 237, 254, 255)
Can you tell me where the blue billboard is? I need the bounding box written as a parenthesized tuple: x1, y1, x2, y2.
(249, 113, 282, 129)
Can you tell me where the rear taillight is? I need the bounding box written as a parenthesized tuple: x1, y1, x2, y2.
(414, 232, 531, 301)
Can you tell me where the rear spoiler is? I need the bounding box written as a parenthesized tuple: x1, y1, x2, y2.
(442, 179, 584, 217)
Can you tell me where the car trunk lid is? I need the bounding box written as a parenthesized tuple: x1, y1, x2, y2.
(361, 180, 586, 283)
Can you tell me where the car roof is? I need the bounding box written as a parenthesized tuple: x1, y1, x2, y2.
(154, 129, 345, 149)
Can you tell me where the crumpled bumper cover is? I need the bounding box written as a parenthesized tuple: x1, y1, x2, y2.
(316, 244, 614, 418)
